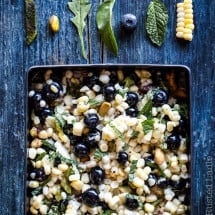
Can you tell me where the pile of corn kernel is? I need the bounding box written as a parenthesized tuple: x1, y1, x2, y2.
(27, 69, 190, 215)
(176, 0, 194, 41)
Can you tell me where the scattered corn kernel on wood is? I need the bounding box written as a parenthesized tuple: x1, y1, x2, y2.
(176, 0, 194, 41)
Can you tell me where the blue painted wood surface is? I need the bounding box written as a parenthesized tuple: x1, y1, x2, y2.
(0, 0, 214, 214)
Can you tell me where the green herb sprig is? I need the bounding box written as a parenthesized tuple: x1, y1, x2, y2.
(68, 0, 92, 59)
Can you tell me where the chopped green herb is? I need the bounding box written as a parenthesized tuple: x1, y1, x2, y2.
(110, 124, 124, 141)
(88, 98, 103, 107)
(64, 167, 75, 179)
(94, 148, 107, 160)
(130, 131, 140, 139)
(178, 103, 189, 119)
(102, 209, 116, 215)
(42, 139, 56, 151)
(48, 205, 60, 215)
(129, 160, 138, 182)
(138, 99, 152, 118)
(124, 76, 135, 88)
(31, 176, 51, 196)
(68, 0, 92, 59)
(146, 0, 169, 46)
(35, 152, 46, 161)
(61, 177, 72, 194)
(122, 144, 129, 151)
(146, 161, 166, 177)
(117, 87, 128, 97)
(142, 119, 154, 134)
(152, 198, 163, 206)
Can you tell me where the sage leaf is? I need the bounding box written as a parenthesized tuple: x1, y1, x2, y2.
(96, 0, 118, 55)
(24, 0, 37, 45)
(146, 0, 168, 46)
(68, 0, 91, 59)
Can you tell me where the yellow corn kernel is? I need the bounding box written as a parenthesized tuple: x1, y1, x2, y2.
(176, 27, 185, 32)
(177, 3, 184, 8)
(177, 12, 185, 18)
(184, 19, 193, 24)
(184, 14, 193, 19)
(177, 22, 184, 27)
(184, 34, 193, 41)
(184, 3, 192, 9)
(185, 23, 195, 30)
(177, 17, 185, 23)
(176, 32, 184, 38)
(184, 0, 192, 3)
(184, 9, 193, 14)
(183, 28, 192, 34)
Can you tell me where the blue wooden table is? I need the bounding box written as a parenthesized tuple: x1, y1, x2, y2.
(0, 0, 214, 214)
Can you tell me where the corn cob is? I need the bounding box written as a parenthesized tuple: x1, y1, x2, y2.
(176, 0, 194, 41)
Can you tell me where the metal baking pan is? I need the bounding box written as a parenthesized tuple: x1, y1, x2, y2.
(26, 64, 192, 215)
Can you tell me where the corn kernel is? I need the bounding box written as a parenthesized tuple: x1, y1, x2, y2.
(184, 34, 193, 41)
(185, 23, 195, 30)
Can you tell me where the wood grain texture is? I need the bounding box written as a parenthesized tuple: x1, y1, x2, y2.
(0, 0, 214, 214)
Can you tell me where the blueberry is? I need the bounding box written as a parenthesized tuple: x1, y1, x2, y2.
(84, 130, 101, 148)
(170, 178, 188, 190)
(152, 89, 169, 107)
(38, 107, 53, 122)
(54, 157, 61, 167)
(121, 14, 137, 32)
(73, 143, 90, 158)
(29, 92, 43, 112)
(117, 151, 129, 164)
(157, 177, 170, 188)
(166, 134, 181, 150)
(126, 107, 138, 117)
(125, 197, 139, 210)
(103, 85, 116, 102)
(173, 117, 188, 137)
(126, 92, 138, 107)
(99, 201, 110, 211)
(82, 188, 100, 207)
(63, 123, 73, 135)
(68, 134, 82, 145)
(84, 113, 99, 128)
(42, 81, 62, 102)
(89, 166, 105, 185)
(85, 75, 100, 88)
(144, 155, 155, 168)
(59, 199, 68, 213)
(32, 167, 47, 182)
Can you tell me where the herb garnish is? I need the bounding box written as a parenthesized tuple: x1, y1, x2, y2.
(110, 124, 124, 141)
(68, 0, 92, 59)
(130, 131, 140, 139)
(124, 76, 135, 88)
(96, 0, 118, 55)
(128, 160, 138, 182)
(94, 148, 107, 160)
(146, 0, 169, 46)
(88, 98, 103, 107)
(102, 209, 116, 215)
(24, 0, 37, 45)
(138, 99, 152, 118)
(142, 119, 154, 134)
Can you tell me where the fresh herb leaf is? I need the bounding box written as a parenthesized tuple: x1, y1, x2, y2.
(42, 139, 56, 151)
(36, 152, 46, 161)
(122, 144, 129, 151)
(129, 160, 138, 182)
(152, 198, 163, 206)
(110, 124, 124, 141)
(55, 113, 66, 131)
(94, 148, 107, 160)
(48, 205, 60, 215)
(68, 0, 92, 59)
(124, 76, 135, 88)
(31, 176, 51, 196)
(142, 119, 154, 134)
(117, 88, 128, 97)
(138, 99, 152, 117)
(178, 103, 189, 119)
(64, 167, 75, 179)
(88, 98, 103, 107)
(146, 0, 169, 46)
(130, 131, 140, 139)
(102, 209, 116, 215)
(96, 0, 118, 55)
(61, 177, 72, 194)
(25, 0, 37, 45)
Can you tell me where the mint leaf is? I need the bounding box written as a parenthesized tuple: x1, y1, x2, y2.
(124, 76, 135, 88)
(110, 124, 124, 141)
(142, 119, 154, 134)
(146, 0, 168, 46)
(129, 160, 138, 182)
(88, 98, 103, 107)
(94, 148, 107, 160)
(68, 0, 92, 59)
(138, 100, 152, 118)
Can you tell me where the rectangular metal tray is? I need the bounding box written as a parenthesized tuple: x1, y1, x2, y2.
(26, 64, 192, 214)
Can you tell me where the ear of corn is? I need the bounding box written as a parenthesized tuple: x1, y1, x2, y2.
(176, 0, 194, 41)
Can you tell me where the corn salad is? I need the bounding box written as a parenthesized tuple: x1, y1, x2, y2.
(27, 68, 190, 215)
